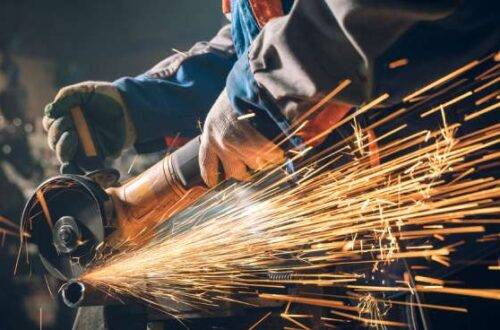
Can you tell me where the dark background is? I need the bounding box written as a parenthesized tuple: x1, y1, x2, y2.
(0, 1, 223, 329)
(1, 0, 223, 79)
(0, 1, 498, 330)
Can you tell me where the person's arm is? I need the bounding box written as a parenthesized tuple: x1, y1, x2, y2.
(226, 0, 463, 136)
(44, 25, 236, 173)
(115, 24, 236, 152)
(44, 25, 236, 172)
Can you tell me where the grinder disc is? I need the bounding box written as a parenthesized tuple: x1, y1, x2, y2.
(21, 175, 111, 280)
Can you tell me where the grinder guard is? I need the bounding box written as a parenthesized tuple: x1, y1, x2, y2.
(22, 174, 111, 280)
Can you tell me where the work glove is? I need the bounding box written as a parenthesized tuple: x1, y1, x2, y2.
(199, 89, 285, 187)
(43, 81, 136, 173)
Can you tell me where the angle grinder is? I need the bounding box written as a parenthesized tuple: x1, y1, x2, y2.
(21, 107, 208, 283)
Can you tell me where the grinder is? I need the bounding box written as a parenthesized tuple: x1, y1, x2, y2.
(21, 107, 208, 285)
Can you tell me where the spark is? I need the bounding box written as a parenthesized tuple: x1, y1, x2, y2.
(331, 309, 407, 328)
(475, 63, 500, 80)
(171, 48, 188, 56)
(304, 93, 389, 146)
(39, 54, 500, 326)
(294, 79, 352, 126)
(357, 293, 392, 329)
(248, 311, 272, 330)
(35, 190, 53, 229)
(260, 294, 345, 309)
(0, 215, 19, 230)
(420, 91, 473, 118)
(127, 154, 139, 174)
(348, 285, 500, 300)
(281, 313, 311, 330)
(403, 60, 479, 102)
(414, 275, 445, 286)
(464, 101, 500, 121)
(44, 275, 55, 299)
(473, 76, 500, 93)
(475, 90, 499, 106)
(388, 58, 409, 69)
(237, 113, 256, 121)
(39, 307, 43, 330)
(82, 109, 499, 318)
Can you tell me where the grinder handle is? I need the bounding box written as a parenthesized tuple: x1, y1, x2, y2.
(71, 107, 98, 157)
(69, 106, 105, 172)
(69, 107, 119, 187)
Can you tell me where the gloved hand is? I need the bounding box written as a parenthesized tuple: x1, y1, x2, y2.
(199, 89, 285, 187)
(43, 81, 136, 173)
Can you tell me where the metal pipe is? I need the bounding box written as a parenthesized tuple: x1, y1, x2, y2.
(61, 280, 122, 308)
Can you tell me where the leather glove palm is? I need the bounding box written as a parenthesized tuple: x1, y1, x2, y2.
(200, 89, 285, 187)
(43, 81, 136, 173)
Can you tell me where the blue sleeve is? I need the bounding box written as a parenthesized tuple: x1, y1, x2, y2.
(226, 50, 301, 147)
(114, 51, 235, 151)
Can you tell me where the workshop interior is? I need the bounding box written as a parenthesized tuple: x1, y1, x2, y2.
(0, 1, 499, 329)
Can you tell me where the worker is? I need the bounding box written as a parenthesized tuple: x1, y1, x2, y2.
(42, 0, 498, 187)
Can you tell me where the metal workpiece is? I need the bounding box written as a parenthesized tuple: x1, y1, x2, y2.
(61, 280, 123, 308)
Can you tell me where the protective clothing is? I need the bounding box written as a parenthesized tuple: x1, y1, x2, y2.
(113, 0, 497, 184)
(226, 0, 498, 130)
(199, 89, 284, 187)
(46, 0, 498, 184)
(43, 82, 136, 172)
(114, 25, 236, 153)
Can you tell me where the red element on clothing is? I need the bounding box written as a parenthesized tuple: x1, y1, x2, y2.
(164, 135, 190, 149)
(249, 0, 284, 27)
(299, 103, 352, 145)
(222, 0, 231, 14)
(298, 103, 381, 167)
(366, 128, 380, 167)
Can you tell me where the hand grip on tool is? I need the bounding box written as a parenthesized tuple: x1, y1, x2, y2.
(69, 106, 120, 187)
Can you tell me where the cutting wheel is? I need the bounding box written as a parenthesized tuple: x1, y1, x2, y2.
(21, 175, 111, 280)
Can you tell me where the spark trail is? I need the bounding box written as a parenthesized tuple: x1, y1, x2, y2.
(81, 54, 500, 327)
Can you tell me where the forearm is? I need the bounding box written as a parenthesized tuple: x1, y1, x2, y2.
(114, 25, 236, 150)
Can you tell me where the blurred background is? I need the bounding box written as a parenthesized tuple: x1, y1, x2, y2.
(0, 1, 223, 328)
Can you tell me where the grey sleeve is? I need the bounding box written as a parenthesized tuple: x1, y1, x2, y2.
(248, 0, 459, 122)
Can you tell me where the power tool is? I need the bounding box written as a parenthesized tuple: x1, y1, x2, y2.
(21, 107, 208, 304)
